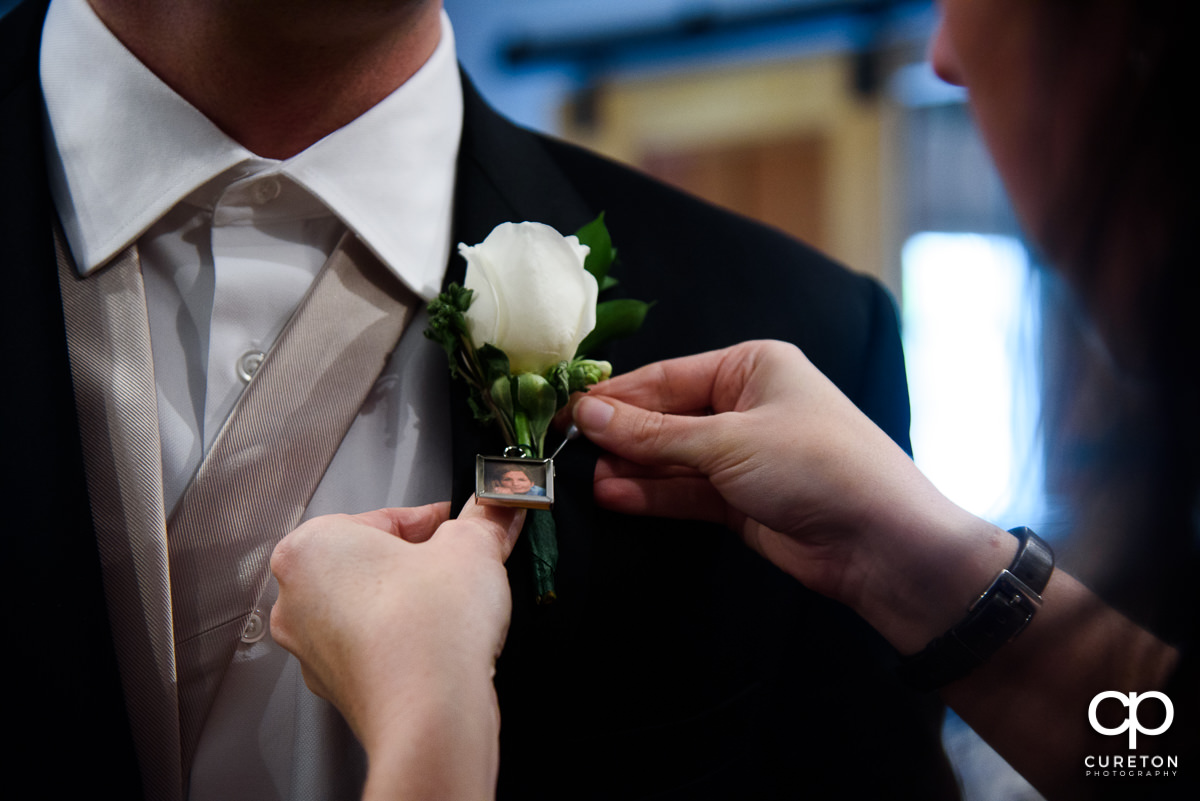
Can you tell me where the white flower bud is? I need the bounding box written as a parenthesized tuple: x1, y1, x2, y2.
(460, 222, 597, 374)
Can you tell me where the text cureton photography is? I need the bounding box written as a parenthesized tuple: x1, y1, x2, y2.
(1084, 754, 1178, 778)
(1085, 691, 1180, 781)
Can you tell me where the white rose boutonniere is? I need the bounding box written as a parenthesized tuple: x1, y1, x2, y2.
(460, 222, 597, 375)
(425, 214, 650, 602)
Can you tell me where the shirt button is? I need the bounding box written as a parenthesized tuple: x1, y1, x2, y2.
(237, 350, 266, 383)
(251, 177, 281, 205)
(241, 609, 268, 643)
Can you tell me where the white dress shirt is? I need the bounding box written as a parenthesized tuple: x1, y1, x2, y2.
(41, 0, 461, 797)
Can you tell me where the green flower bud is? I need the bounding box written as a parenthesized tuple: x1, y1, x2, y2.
(566, 358, 613, 393)
(514, 372, 559, 423)
(578, 359, 612, 385)
(515, 373, 558, 456)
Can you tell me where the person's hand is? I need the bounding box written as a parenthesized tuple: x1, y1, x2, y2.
(270, 497, 524, 801)
(571, 340, 1011, 650)
(571, 340, 917, 598)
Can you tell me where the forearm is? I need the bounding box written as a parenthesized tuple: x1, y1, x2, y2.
(270, 501, 521, 801)
(850, 504, 1179, 800)
(361, 679, 501, 801)
(848, 495, 1019, 655)
(943, 571, 1178, 800)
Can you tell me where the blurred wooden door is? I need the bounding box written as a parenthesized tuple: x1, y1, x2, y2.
(561, 54, 895, 288)
(641, 134, 828, 254)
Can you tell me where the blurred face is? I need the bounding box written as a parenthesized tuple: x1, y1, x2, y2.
(929, 1, 1130, 261)
(498, 470, 533, 494)
(929, 0, 1053, 240)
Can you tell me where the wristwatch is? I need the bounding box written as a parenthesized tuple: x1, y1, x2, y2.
(896, 527, 1054, 692)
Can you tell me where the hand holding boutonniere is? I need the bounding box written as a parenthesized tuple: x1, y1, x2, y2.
(425, 215, 650, 602)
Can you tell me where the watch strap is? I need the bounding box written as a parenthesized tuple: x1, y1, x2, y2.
(896, 527, 1054, 692)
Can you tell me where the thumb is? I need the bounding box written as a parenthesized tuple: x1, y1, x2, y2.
(439, 495, 526, 562)
(572, 394, 716, 470)
(350, 501, 452, 543)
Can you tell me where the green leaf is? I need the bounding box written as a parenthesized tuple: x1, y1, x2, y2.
(575, 213, 616, 291)
(476, 344, 511, 387)
(576, 298, 653, 357)
(466, 394, 494, 426)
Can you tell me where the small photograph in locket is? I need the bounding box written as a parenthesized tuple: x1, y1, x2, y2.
(475, 455, 555, 510)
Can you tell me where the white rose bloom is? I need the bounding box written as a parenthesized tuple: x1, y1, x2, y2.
(460, 221, 597, 374)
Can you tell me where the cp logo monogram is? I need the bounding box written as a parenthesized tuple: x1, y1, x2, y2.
(1088, 691, 1174, 749)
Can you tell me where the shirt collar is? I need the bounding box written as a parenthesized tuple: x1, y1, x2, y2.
(40, 0, 462, 300)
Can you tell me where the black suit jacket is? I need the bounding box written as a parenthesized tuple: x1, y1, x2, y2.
(1, 1, 956, 798)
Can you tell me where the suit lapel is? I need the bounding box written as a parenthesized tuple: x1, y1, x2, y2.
(450, 73, 598, 262)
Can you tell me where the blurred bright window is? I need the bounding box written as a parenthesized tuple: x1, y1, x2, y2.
(901, 232, 1045, 526)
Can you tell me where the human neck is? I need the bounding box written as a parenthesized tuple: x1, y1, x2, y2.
(88, 0, 443, 159)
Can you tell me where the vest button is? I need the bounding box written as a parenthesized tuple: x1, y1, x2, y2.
(240, 609, 268, 643)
